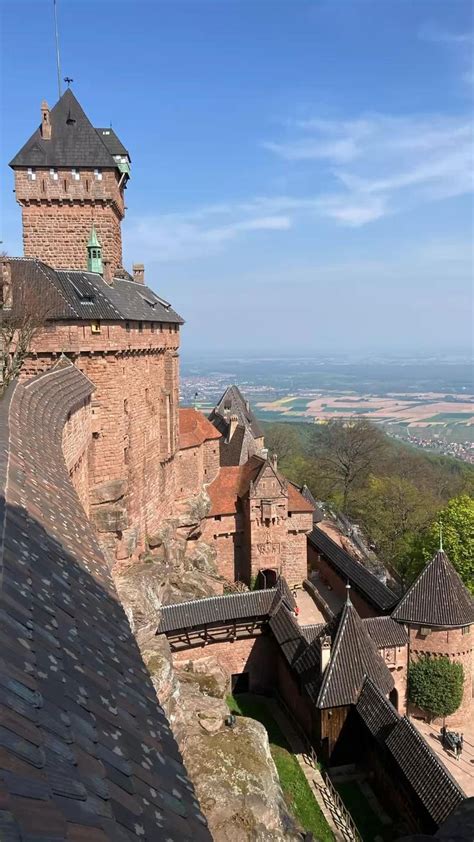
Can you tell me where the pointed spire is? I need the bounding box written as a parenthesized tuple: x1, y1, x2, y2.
(346, 581, 352, 604)
(439, 522, 443, 552)
(87, 226, 102, 274)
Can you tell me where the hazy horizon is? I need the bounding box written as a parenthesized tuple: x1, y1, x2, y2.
(1, 0, 473, 354)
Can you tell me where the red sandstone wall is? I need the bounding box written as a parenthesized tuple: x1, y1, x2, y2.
(203, 440, 220, 484)
(308, 545, 378, 618)
(23, 322, 181, 560)
(286, 514, 313, 584)
(201, 513, 244, 582)
(408, 625, 473, 726)
(176, 445, 204, 499)
(15, 168, 124, 275)
(276, 653, 314, 737)
(61, 395, 92, 515)
(172, 634, 277, 694)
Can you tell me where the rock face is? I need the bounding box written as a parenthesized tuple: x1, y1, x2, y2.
(112, 495, 299, 840)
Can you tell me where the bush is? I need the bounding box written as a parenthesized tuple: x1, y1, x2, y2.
(408, 655, 464, 720)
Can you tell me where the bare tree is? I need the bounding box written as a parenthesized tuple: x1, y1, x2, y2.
(0, 257, 52, 392)
(312, 419, 386, 512)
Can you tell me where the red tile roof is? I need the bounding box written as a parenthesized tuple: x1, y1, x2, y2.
(287, 483, 315, 513)
(207, 457, 315, 517)
(179, 407, 222, 450)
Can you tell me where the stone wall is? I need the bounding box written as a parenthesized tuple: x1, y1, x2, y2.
(173, 634, 278, 695)
(308, 543, 378, 618)
(22, 322, 180, 562)
(15, 167, 124, 276)
(408, 624, 473, 726)
(61, 391, 92, 515)
(176, 440, 220, 500)
(201, 513, 244, 582)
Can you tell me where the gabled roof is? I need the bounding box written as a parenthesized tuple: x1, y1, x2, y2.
(0, 362, 210, 840)
(392, 550, 474, 628)
(268, 603, 307, 665)
(363, 616, 408, 648)
(356, 677, 399, 740)
(385, 717, 465, 825)
(179, 408, 222, 450)
(209, 385, 264, 439)
(5, 259, 183, 324)
(156, 589, 277, 634)
(96, 127, 130, 158)
(10, 89, 124, 169)
(308, 526, 398, 613)
(316, 596, 394, 709)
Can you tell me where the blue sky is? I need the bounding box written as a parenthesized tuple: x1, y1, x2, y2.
(1, 0, 473, 354)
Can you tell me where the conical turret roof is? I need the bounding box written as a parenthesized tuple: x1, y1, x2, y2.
(392, 550, 474, 628)
(316, 591, 394, 709)
(10, 89, 126, 169)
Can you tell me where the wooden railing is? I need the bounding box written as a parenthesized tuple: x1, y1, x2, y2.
(274, 691, 362, 842)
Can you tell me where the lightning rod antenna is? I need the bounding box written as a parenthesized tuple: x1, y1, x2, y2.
(53, 0, 62, 99)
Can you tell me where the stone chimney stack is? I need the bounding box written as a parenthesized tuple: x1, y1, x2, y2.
(133, 263, 145, 284)
(41, 100, 52, 140)
(321, 635, 331, 674)
(271, 453, 278, 471)
(102, 259, 114, 286)
(228, 413, 238, 441)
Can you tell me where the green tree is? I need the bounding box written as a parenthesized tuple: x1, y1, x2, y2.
(354, 475, 438, 585)
(310, 420, 386, 512)
(408, 656, 464, 722)
(412, 495, 474, 593)
(264, 423, 300, 466)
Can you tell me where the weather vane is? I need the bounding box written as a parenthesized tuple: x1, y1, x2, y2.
(64, 77, 74, 88)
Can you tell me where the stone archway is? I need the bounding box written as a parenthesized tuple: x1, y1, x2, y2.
(259, 568, 278, 588)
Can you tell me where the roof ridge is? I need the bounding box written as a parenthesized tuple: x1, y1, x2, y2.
(159, 588, 278, 612)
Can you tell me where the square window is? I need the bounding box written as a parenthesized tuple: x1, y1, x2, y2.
(27, 167, 36, 181)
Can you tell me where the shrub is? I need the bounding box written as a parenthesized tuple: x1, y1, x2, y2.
(408, 655, 464, 721)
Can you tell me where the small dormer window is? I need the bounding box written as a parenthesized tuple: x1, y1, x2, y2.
(71, 168, 80, 181)
(49, 168, 58, 180)
(94, 168, 102, 181)
(27, 167, 36, 181)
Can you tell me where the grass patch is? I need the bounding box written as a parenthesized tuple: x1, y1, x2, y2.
(227, 693, 334, 841)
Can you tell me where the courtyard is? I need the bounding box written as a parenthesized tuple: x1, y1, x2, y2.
(414, 717, 474, 797)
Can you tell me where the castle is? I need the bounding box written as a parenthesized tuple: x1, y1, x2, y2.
(1, 90, 473, 840)
(5, 89, 313, 586)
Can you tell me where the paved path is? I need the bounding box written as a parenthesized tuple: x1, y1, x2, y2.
(294, 587, 326, 625)
(414, 719, 474, 797)
(266, 698, 356, 842)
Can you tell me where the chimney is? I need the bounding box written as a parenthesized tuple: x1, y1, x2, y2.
(102, 259, 114, 285)
(271, 453, 278, 471)
(0, 258, 12, 309)
(228, 413, 238, 442)
(133, 263, 145, 284)
(41, 100, 51, 140)
(321, 635, 331, 674)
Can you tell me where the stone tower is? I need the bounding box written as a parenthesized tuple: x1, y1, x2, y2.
(392, 550, 474, 726)
(10, 89, 130, 278)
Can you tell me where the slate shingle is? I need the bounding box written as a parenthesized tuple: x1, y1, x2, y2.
(391, 550, 474, 628)
(0, 360, 211, 841)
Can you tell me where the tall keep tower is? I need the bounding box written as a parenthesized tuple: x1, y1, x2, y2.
(9, 89, 130, 278)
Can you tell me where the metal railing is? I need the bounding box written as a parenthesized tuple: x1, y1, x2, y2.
(274, 691, 362, 842)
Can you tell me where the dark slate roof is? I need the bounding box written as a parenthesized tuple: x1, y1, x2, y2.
(316, 597, 394, 709)
(0, 361, 210, 841)
(385, 717, 465, 825)
(392, 551, 474, 628)
(356, 677, 400, 740)
(10, 89, 123, 169)
(296, 485, 324, 524)
(300, 623, 326, 643)
(156, 589, 277, 634)
(7, 259, 183, 324)
(268, 603, 307, 665)
(308, 527, 398, 613)
(209, 385, 264, 439)
(96, 127, 130, 158)
(363, 616, 408, 648)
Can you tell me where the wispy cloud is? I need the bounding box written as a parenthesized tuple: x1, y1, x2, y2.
(126, 210, 291, 262)
(125, 108, 473, 263)
(419, 23, 474, 86)
(264, 112, 473, 222)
